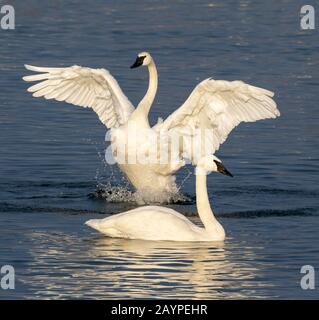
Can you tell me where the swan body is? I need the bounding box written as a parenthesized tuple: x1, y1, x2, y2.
(112, 122, 183, 203)
(85, 155, 230, 242)
(23, 52, 280, 203)
(117, 162, 181, 203)
(86, 206, 216, 241)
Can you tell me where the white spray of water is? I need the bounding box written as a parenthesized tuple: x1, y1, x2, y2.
(88, 139, 193, 204)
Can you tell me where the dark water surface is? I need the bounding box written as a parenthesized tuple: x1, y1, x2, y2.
(0, 0, 318, 299)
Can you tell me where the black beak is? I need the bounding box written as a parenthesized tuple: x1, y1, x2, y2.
(130, 56, 145, 69)
(214, 160, 233, 177)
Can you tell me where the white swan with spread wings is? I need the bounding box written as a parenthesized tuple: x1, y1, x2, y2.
(23, 52, 280, 203)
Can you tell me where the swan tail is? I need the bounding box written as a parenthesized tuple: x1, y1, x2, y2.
(85, 219, 100, 231)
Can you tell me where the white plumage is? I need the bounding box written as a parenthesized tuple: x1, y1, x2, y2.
(85, 155, 229, 242)
(24, 65, 134, 128)
(160, 78, 279, 161)
(23, 52, 280, 203)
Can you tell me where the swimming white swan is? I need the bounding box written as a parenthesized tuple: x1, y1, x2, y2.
(23, 52, 280, 203)
(85, 155, 232, 242)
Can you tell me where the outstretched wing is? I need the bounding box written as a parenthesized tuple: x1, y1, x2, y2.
(23, 65, 134, 128)
(158, 78, 280, 163)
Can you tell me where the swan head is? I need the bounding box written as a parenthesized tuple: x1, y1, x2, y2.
(130, 52, 152, 68)
(196, 155, 233, 177)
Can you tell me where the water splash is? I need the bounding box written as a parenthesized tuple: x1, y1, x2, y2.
(89, 182, 136, 203)
(89, 182, 192, 205)
(91, 146, 193, 204)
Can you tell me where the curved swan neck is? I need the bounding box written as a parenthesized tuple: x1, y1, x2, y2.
(195, 168, 221, 233)
(132, 59, 158, 126)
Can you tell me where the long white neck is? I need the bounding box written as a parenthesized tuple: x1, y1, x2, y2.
(195, 168, 225, 236)
(131, 60, 158, 127)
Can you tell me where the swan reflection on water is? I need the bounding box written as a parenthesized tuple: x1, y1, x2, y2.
(20, 228, 274, 299)
(87, 236, 227, 299)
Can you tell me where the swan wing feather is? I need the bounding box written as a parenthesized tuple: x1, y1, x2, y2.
(23, 64, 134, 128)
(159, 78, 280, 163)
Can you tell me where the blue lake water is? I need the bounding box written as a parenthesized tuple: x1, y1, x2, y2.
(0, 0, 318, 299)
